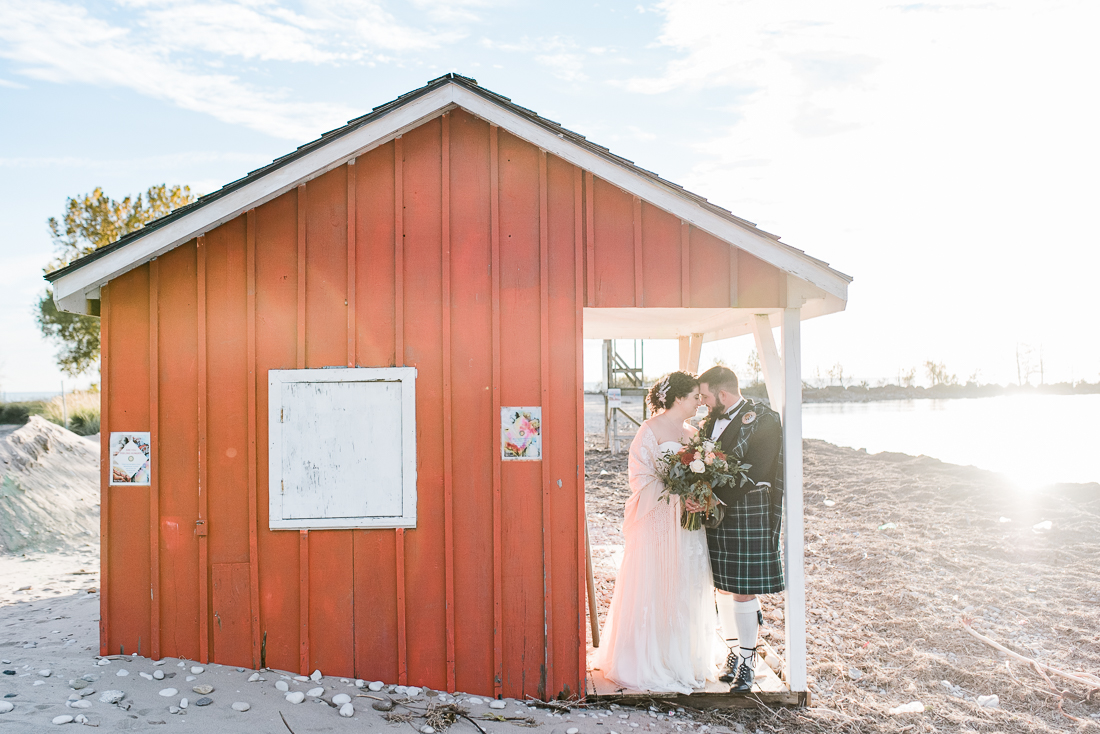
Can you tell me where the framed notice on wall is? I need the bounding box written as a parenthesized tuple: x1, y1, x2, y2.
(501, 407, 542, 461)
(109, 432, 151, 485)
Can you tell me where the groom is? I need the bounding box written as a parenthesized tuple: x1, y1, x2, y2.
(696, 366, 784, 693)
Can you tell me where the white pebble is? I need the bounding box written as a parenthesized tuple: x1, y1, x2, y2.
(354, 679, 365, 688)
(99, 691, 125, 704)
(395, 686, 408, 695)
(368, 681, 384, 691)
(340, 702, 354, 718)
(140, 672, 153, 680)
(97, 659, 110, 666)
(74, 715, 88, 724)
(153, 670, 164, 680)
(333, 693, 351, 705)
(307, 687, 324, 697)
(70, 700, 91, 709)
(311, 669, 322, 681)
(191, 666, 204, 675)
(180, 698, 188, 709)
(294, 675, 309, 682)
(0, 701, 13, 713)
(169, 706, 180, 714)
(421, 727, 435, 734)
(53, 715, 75, 725)
(232, 702, 251, 712)
(275, 680, 289, 692)
(407, 686, 421, 697)
(116, 669, 129, 677)
(285, 691, 305, 704)
(247, 673, 261, 682)
(34, 680, 45, 686)
(977, 694, 1000, 708)
(186, 675, 197, 682)
(39, 669, 52, 677)
(568, 729, 580, 734)
(177, 661, 185, 668)
(158, 688, 178, 697)
(489, 700, 506, 709)
(467, 697, 483, 705)
(153, 661, 165, 666)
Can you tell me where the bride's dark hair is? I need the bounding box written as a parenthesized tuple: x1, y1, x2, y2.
(646, 371, 699, 413)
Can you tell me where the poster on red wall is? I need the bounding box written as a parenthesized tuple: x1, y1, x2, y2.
(501, 407, 542, 461)
(109, 432, 151, 485)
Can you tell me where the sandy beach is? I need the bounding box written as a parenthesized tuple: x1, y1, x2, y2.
(2, 418, 1099, 732)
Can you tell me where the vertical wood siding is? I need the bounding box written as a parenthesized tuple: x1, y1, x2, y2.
(102, 107, 786, 697)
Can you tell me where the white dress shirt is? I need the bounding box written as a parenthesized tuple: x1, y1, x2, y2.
(709, 397, 746, 440)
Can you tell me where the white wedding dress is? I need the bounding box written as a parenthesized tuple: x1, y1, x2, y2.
(594, 422, 722, 693)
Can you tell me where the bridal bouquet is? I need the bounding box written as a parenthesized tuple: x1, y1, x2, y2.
(657, 435, 753, 530)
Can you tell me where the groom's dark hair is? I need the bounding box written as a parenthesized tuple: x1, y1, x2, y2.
(698, 366, 739, 395)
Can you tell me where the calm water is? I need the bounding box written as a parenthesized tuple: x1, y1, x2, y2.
(803, 394, 1100, 487)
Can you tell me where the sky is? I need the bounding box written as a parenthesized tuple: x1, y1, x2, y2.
(1, 0, 1098, 395)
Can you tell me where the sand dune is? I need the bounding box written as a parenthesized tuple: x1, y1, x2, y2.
(0, 417, 99, 555)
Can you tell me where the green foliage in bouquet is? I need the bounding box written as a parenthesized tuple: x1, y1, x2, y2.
(657, 434, 754, 530)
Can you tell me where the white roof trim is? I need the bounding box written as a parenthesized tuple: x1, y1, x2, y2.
(53, 82, 850, 314)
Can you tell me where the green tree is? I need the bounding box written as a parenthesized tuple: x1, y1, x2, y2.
(37, 185, 195, 376)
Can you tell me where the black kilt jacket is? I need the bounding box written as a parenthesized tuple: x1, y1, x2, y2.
(703, 398, 785, 595)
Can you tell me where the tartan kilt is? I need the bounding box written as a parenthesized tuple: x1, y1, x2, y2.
(706, 484, 785, 595)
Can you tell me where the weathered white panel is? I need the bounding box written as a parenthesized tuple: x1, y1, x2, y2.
(281, 381, 403, 519)
(269, 367, 417, 530)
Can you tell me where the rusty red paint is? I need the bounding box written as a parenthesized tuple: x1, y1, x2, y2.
(246, 210, 261, 669)
(197, 236, 210, 664)
(99, 284, 110, 656)
(149, 258, 161, 660)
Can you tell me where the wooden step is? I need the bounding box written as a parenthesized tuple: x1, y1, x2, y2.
(585, 641, 807, 708)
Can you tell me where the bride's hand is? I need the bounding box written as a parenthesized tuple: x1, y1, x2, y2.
(683, 497, 704, 513)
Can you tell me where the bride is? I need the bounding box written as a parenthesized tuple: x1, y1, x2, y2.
(594, 371, 722, 693)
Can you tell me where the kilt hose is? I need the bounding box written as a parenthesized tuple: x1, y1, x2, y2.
(705, 483, 785, 595)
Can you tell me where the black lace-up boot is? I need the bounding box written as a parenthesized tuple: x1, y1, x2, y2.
(729, 647, 758, 693)
(718, 647, 739, 683)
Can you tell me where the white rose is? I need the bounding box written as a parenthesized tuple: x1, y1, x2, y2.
(689, 459, 706, 474)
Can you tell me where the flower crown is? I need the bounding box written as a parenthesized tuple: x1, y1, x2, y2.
(655, 376, 671, 407)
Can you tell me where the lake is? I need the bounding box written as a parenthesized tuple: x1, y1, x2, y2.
(804, 393, 1099, 488)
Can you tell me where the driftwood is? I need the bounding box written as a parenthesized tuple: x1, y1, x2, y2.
(961, 617, 1100, 689)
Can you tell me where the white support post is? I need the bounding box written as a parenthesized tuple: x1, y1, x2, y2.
(751, 314, 784, 417)
(678, 336, 690, 371)
(781, 307, 807, 695)
(687, 333, 704, 374)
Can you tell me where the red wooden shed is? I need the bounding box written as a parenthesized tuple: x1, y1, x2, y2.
(47, 74, 850, 702)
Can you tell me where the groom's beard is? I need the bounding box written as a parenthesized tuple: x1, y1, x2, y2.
(710, 398, 726, 417)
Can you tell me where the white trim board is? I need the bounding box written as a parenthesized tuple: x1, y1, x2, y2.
(52, 81, 851, 314)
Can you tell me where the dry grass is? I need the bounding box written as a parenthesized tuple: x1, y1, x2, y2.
(584, 435, 1100, 732)
(39, 391, 100, 436)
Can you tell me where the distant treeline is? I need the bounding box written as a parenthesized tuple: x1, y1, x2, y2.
(741, 381, 1100, 403)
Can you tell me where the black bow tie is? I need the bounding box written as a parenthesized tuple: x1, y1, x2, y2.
(717, 401, 745, 421)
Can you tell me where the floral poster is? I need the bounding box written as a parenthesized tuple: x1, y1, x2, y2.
(109, 432, 151, 485)
(501, 407, 541, 461)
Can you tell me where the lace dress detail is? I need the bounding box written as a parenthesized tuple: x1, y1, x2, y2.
(593, 423, 722, 693)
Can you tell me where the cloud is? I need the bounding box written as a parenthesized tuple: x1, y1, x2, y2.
(0, 151, 269, 168)
(482, 35, 589, 82)
(0, 1, 362, 140)
(0, 0, 489, 139)
(0, 77, 27, 88)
